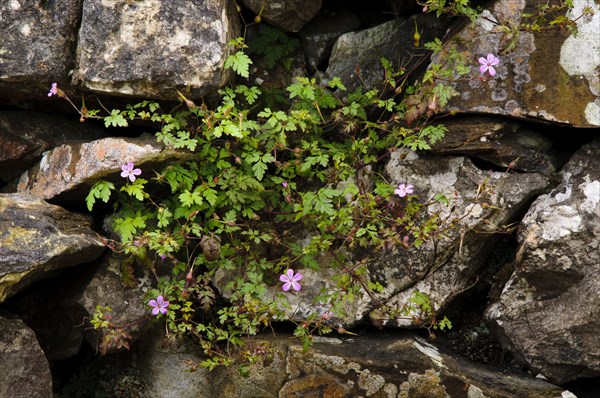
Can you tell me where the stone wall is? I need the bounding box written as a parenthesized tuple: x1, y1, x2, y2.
(1, 1, 599, 397)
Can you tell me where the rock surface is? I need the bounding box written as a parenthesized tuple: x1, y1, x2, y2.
(326, 14, 445, 91)
(377, 149, 549, 327)
(487, 139, 600, 384)
(9, 137, 193, 202)
(431, 0, 600, 127)
(6, 277, 86, 361)
(431, 116, 558, 175)
(73, 0, 240, 99)
(0, 316, 54, 398)
(0, 0, 81, 102)
(0, 193, 105, 303)
(0, 111, 107, 182)
(241, 0, 322, 32)
(62, 331, 572, 397)
(74, 253, 149, 355)
(299, 6, 361, 70)
(6, 252, 148, 360)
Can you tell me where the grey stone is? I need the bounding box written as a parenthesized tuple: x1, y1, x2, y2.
(0, 316, 53, 398)
(0, 111, 106, 182)
(9, 136, 194, 203)
(428, 0, 600, 127)
(61, 331, 571, 397)
(135, 326, 288, 398)
(326, 14, 445, 91)
(299, 7, 361, 70)
(430, 116, 557, 175)
(283, 333, 572, 397)
(6, 252, 148, 360)
(241, 0, 322, 32)
(73, 0, 240, 99)
(73, 252, 149, 355)
(0, 193, 105, 303)
(0, 0, 81, 102)
(6, 278, 86, 361)
(486, 139, 600, 384)
(378, 149, 549, 328)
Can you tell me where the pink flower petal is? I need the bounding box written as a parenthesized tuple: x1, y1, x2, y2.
(292, 272, 303, 282)
(152, 307, 160, 315)
(488, 67, 496, 76)
(282, 282, 291, 291)
(486, 54, 499, 65)
(291, 281, 301, 291)
(478, 57, 487, 65)
(148, 299, 157, 307)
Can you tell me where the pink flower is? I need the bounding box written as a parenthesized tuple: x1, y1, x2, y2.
(48, 83, 58, 97)
(148, 295, 169, 316)
(282, 181, 288, 188)
(478, 54, 500, 77)
(279, 269, 303, 291)
(394, 183, 414, 197)
(321, 311, 333, 320)
(121, 162, 142, 182)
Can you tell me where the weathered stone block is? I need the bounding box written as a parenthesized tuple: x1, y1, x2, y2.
(430, 0, 600, 127)
(0, 0, 81, 87)
(0, 193, 105, 303)
(0, 317, 53, 398)
(487, 139, 600, 384)
(73, 0, 240, 99)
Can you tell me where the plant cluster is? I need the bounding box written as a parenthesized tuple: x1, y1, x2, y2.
(47, 0, 591, 372)
(82, 48, 457, 366)
(78, 34, 460, 366)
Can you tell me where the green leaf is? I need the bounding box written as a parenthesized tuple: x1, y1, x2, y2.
(173, 130, 198, 151)
(202, 187, 219, 207)
(104, 109, 128, 127)
(251, 161, 267, 181)
(328, 76, 346, 91)
(157, 207, 173, 228)
(179, 189, 203, 207)
(424, 38, 443, 53)
(287, 77, 315, 100)
(164, 164, 198, 193)
(120, 178, 147, 201)
(86, 180, 115, 211)
(433, 193, 449, 206)
(225, 51, 252, 78)
(432, 83, 458, 108)
(113, 211, 147, 242)
(420, 124, 447, 146)
(235, 85, 261, 105)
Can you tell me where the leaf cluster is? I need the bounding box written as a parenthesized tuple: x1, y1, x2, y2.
(81, 33, 470, 370)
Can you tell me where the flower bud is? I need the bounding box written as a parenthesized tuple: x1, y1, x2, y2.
(201, 235, 221, 261)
